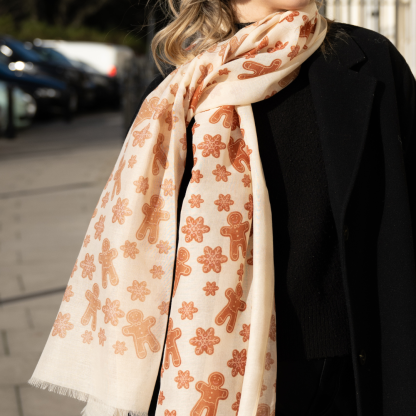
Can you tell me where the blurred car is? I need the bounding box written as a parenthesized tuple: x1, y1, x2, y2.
(0, 80, 37, 135)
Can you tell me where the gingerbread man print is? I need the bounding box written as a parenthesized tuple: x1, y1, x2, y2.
(256, 404, 271, 416)
(237, 59, 283, 80)
(98, 238, 119, 289)
(152, 133, 169, 176)
(215, 282, 247, 333)
(209, 106, 239, 130)
(220, 212, 250, 261)
(191, 372, 229, 416)
(122, 309, 160, 359)
(81, 283, 101, 331)
(136, 195, 170, 244)
(164, 317, 182, 369)
(228, 137, 251, 173)
(111, 155, 126, 201)
(173, 247, 192, 297)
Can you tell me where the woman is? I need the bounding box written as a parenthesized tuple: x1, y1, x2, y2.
(29, 1, 416, 416)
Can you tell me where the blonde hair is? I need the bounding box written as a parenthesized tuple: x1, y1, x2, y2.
(151, 0, 341, 73)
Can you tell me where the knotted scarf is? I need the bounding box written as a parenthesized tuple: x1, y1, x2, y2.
(29, 4, 327, 416)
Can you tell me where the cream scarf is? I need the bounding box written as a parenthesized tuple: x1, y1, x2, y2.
(29, 4, 327, 416)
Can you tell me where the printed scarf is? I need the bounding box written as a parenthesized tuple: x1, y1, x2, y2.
(29, 3, 327, 416)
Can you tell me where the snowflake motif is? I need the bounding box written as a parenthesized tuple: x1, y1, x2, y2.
(197, 134, 226, 158)
(174, 370, 194, 389)
(203, 281, 219, 296)
(191, 170, 203, 183)
(237, 264, 244, 281)
(80, 253, 96, 280)
(269, 315, 276, 341)
(179, 134, 187, 151)
(192, 123, 200, 135)
(214, 194, 234, 212)
(178, 301, 198, 320)
(156, 240, 172, 254)
(81, 330, 93, 344)
(70, 259, 78, 278)
(150, 265, 165, 279)
(239, 324, 250, 342)
(212, 164, 231, 182)
(232, 392, 241, 413)
(260, 382, 267, 397)
(52, 312, 74, 338)
(94, 215, 105, 240)
(161, 179, 176, 197)
(113, 340, 128, 355)
(197, 246, 228, 273)
(98, 328, 106, 346)
(288, 44, 300, 60)
(164, 411, 176, 416)
(102, 298, 125, 326)
(62, 285, 74, 302)
(133, 124, 152, 147)
(242, 174, 251, 188)
(189, 327, 220, 355)
(181, 216, 210, 243)
(127, 280, 151, 302)
(189, 194, 204, 208)
(158, 391, 165, 405)
(244, 194, 254, 220)
(112, 197, 133, 225)
(120, 240, 140, 259)
(133, 176, 149, 195)
(227, 349, 247, 377)
(158, 301, 170, 315)
(128, 155, 137, 168)
(83, 235, 90, 247)
(265, 352, 275, 370)
(92, 208, 98, 218)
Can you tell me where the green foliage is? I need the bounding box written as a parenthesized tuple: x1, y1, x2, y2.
(0, 14, 145, 53)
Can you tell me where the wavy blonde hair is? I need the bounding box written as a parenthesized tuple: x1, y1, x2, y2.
(151, 0, 342, 73)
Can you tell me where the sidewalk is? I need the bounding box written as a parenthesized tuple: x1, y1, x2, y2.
(0, 112, 125, 416)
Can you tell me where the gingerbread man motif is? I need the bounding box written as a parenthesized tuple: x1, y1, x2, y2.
(98, 238, 119, 289)
(220, 212, 250, 261)
(132, 97, 160, 129)
(215, 282, 247, 333)
(228, 137, 251, 173)
(237, 59, 282, 80)
(122, 309, 160, 359)
(152, 133, 169, 176)
(209, 106, 239, 130)
(173, 247, 192, 297)
(111, 155, 126, 201)
(136, 195, 170, 244)
(191, 372, 229, 416)
(256, 404, 271, 416)
(164, 317, 182, 369)
(81, 283, 101, 331)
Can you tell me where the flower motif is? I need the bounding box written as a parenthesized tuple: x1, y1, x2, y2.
(237, 263, 244, 281)
(156, 240, 172, 254)
(203, 281, 219, 296)
(227, 349, 247, 377)
(189, 194, 204, 208)
(127, 280, 151, 302)
(52, 312, 74, 338)
(181, 216, 210, 243)
(269, 315, 276, 341)
(120, 240, 140, 259)
(179, 134, 187, 150)
(178, 301, 198, 320)
(150, 265, 165, 279)
(81, 330, 93, 344)
(113, 340, 128, 355)
(189, 327, 220, 355)
(112, 197, 133, 225)
(242, 174, 251, 187)
(133, 124, 152, 147)
(239, 324, 250, 342)
(101, 192, 110, 208)
(244, 194, 253, 220)
(174, 370, 194, 389)
(83, 235, 90, 247)
(191, 170, 203, 183)
(161, 179, 176, 197)
(197, 134, 226, 158)
(70, 259, 78, 278)
(158, 301, 170, 315)
(158, 391, 165, 405)
(92, 208, 98, 218)
(212, 164, 231, 182)
(232, 392, 241, 413)
(62, 285, 74, 302)
(265, 352, 274, 370)
(214, 194, 234, 212)
(164, 411, 176, 416)
(94, 215, 105, 240)
(197, 246, 228, 273)
(80, 253, 96, 280)
(102, 298, 125, 326)
(128, 155, 137, 168)
(133, 176, 149, 195)
(192, 123, 200, 135)
(98, 328, 106, 346)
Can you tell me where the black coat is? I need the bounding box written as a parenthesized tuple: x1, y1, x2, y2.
(133, 22, 416, 416)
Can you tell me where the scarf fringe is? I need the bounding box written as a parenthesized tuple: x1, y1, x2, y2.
(27, 377, 148, 416)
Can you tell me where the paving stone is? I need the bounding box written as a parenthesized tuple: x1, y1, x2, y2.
(0, 306, 29, 330)
(7, 328, 51, 356)
(0, 355, 39, 386)
(0, 387, 20, 416)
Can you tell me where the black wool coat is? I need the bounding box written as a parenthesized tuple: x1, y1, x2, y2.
(133, 22, 416, 416)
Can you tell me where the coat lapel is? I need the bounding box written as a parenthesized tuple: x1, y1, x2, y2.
(307, 31, 378, 229)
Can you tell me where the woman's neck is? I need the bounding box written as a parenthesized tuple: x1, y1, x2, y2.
(233, 0, 286, 23)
